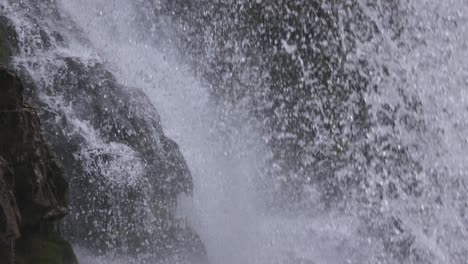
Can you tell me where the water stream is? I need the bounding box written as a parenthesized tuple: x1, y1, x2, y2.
(2, 0, 468, 263)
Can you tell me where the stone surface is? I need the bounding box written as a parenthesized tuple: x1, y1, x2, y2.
(22, 57, 197, 255)
(0, 15, 17, 65)
(0, 66, 74, 263)
(1, 2, 206, 260)
(20, 55, 204, 260)
(0, 233, 78, 264)
(0, 156, 21, 244)
(0, 66, 68, 234)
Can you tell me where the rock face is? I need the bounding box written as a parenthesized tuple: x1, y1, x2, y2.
(0, 16, 17, 65)
(2, 233, 78, 264)
(28, 57, 201, 259)
(0, 66, 77, 263)
(0, 156, 20, 243)
(0, 1, 206, 261)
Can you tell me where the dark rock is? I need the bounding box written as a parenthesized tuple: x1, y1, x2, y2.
(0, 66, 23, 109)
(0, 233, 78, 264)
(0, 66, 74, 264)
(1, 1, 205, 259)
(0, 156, 21, 244)
(0, 66, 69, 234)
(0, 15, 18, 65)
(23, 56, 203, 259)
(48, 57, 193, 203)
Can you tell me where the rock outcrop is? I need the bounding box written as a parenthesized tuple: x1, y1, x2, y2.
(1, 1, 207, 262)
(0, 66, 77, 263)
(30, 56, 203, 261)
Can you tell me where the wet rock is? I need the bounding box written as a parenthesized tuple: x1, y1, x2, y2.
(0, 66, 69, 233)
(0, 65, 22, 109)
(0, 66, 74, 264)
(1, 1, 205, 259)
(167, 220, 208, 264)
(0, 15, 18, 65)
(0, 233, 78, 264)
(0, 156, 21, 243)
(23, 57, 203, 259)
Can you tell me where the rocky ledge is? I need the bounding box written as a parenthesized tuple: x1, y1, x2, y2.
(0, 66, 77, 264)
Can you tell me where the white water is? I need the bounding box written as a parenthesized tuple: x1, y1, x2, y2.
(44, 0, 468, 263)
(357, 1, 468, 263)
(3, 0, 468, 263)
(53, 1, 370, 263)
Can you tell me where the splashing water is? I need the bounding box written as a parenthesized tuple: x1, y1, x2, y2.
(53, 0, 375, 263)
(355, 0, 468, 262)
(2, 0, 468, 263)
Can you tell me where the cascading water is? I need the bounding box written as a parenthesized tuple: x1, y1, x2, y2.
(53, 1, 370, 263)
(1, 0, 468, 263)
(375, 1, 468, 262)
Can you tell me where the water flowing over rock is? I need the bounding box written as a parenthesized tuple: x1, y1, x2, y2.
(2, 0, 468, 263)
(150, 0, 468, 263)
(155, 0, 412, 206)
(0, 65, 76, 263)
(0, 66, 68, 233)
(1, 1, 206, 262)
(33, 56, 200, 259)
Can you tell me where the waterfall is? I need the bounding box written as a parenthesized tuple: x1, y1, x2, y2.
(2, 0, 468, 263)
(54, 1, 277, 263)
(53, 1, 369, 263)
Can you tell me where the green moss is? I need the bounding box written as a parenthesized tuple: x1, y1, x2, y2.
(0, 232, 78, 264)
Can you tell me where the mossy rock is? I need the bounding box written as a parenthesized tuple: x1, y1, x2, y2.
(0, 232, 78, 264)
